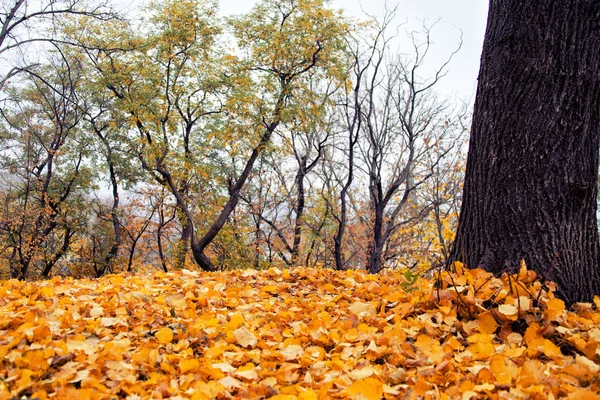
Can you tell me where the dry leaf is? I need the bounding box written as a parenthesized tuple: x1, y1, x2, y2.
(233, 326, 257, 348)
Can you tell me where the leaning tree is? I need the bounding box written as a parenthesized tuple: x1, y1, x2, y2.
(449, 0, 600, 304)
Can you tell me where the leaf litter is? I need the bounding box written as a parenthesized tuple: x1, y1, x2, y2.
(0, 263, 599, 399)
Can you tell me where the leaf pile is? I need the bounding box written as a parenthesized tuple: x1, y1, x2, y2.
(1, 265, 599, 399)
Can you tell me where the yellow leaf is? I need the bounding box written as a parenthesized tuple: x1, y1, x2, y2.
(226, 314, 245, 331)
(298, 389, 318, 400)
(262, 285, 278, 294)
(180, 358, 199, 374)
(575, 355, 600, 373)
(348, 301, 377, 318)
(101, 317, 126, 327)
(281, 344, 304, 361)
(477, 312, 498, 334)
(40, 286, 53, 298)
(166, 294, 187, 309)
(235, 365, 258, 381)
(212, 362, 236, 373)
(156, 327, 174, 344)
(545, 298, 565, 320)
(568, 389, 600, 400)
(191, 381, 225, 398)
(109, 275, 124, 285)
(219, 376, 243, 390)
(345, 377, 383, 400)
(467, 334, 496, 360)
(323, 283, 335, 292)
(527, 337, 562, 358)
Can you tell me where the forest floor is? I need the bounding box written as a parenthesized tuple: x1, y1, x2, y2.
(0, 265, 599, 399)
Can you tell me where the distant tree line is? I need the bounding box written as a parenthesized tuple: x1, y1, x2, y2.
(0, 0, 466, 279)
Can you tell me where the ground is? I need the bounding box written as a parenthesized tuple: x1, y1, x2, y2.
(1, 265, 599, 399)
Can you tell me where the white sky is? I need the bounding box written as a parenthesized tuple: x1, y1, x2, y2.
(219, 0, 489, 102)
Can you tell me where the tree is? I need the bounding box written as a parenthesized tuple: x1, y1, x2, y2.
(449, 1, 600, 304)
(0, 55, 92, 278)
(241, 80, 337, 267)
(68, 0, 349, 272)
(189, 0, 348, 271)
(73, 0, 226, 270)
(0, 0, 116, 89)
(81, 89, 135, 276)
(356, 21, 461, 274)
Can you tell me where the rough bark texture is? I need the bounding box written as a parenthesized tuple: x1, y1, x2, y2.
(449, 0, 600, 304)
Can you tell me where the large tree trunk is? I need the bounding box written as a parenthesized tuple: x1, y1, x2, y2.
(449, 0, 600, 304)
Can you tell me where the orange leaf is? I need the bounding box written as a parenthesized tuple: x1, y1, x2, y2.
(179, 359, 199, 374)
(545, 298, 565, 320)
(345, 377, 383, 400)
(156, 327, 174, 344)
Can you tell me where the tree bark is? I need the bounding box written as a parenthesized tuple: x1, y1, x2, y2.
(449, 0, 600, 304)
(192, 96, 285, 271)
(104, 159, 121, 272)
(175, 214, 192, 269)
(291, 161, 307, 266)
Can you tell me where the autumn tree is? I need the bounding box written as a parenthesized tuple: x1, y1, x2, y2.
(0, 55, 92, 278)
(326, 13, 392, 271)
(241, 81, 338, 267)
(338, 16, 463, 274)
(80, 88, 137, 276)
(0, 0, 117, 89)
(449, 1, 600, 304)
(70, 0, 227, 270)
(188, 0, 348, 271)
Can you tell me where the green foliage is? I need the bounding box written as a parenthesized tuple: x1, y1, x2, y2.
(0, 0, 466, 278)
(401, 268, 419, 293)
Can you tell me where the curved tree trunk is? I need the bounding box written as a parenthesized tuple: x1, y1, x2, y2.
(192, 98, 285, 272)
(449, 0, 600, 304)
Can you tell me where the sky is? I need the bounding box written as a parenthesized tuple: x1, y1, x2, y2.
(219, 0, 490, 102)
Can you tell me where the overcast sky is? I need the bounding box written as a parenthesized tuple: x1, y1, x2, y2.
(219, 0, 489, 102)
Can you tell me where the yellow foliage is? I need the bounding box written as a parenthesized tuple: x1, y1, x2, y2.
(0, 266, 599, 398)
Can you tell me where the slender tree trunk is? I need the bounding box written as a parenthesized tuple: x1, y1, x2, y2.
(126, 239, 138, 273)
(103, 160, 121, 272)
(449, 0, 600, 304)
(367, 205, 385, 273)
(156, 200, 171, 273)
(291, 165, 306, 265)
(333, 211, 346, 270)
(175, 216, 192, 269)
(42, 228, 74, 277)
(334, 95, 361, 271)
(333, 135, 357, 271)
(157, 225, 168, 272)
(254, 219, 261, 269)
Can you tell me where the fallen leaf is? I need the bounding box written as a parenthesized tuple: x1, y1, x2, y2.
(156, 327, 174, 344)
(233, 326, 257, 348)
